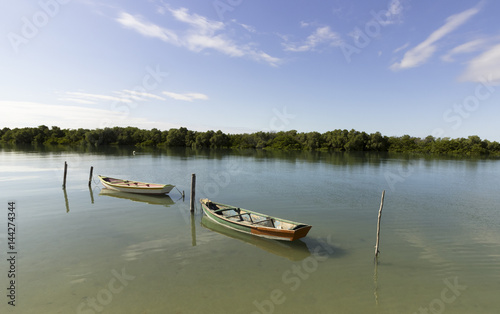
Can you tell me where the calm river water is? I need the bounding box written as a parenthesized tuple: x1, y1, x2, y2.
(0, 145, 499, 313)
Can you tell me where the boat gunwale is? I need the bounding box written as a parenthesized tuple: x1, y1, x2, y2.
(201, 200, 310, 228)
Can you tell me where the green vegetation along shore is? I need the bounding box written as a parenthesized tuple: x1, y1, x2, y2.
(1, 126, 499, 156)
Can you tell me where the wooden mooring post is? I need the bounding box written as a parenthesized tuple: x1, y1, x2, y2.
(88, 166, 94, 187)
(374, 190, 385, 260)
(190, 173, 196, 212)
(62, 161, 68, 189)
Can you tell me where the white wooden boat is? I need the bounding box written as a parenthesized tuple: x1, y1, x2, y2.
(98, 175, 174, 195)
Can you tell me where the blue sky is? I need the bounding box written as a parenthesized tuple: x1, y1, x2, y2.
(2, 0, 500, 140)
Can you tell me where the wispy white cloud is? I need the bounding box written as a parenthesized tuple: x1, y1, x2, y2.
(116, 90, 166, 101)
(115, 8, 281, 66)
(393, 42, 409, 53)
(459, 43, 500, 84)
(0, 101, 177, 130)
(57, 98, 97, 105)
(441, 38, 489, 62)
(62, 91, 134, 103)
(390, 3, 481, 71)
(59, 90, 165, 105)
(232, 20, 256, 33)
(172, 7, 222, 31)
(162, 91, 208, 102)
(116, 12, 179, 44)
(283, 26, 342, 52)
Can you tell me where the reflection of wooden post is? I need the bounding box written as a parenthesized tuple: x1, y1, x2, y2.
(88, 166, 94, 187)
(373, 261, 379, 305)
(62, 161, 68, 188)
(190, 174, 196, 212)
(374, 190, 385, 260)
(63, 188, 70, 213)
(89, 186, 95, 204)
(190, 213, 196, 246)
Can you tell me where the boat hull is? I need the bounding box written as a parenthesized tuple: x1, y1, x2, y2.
(98, 175, 174, 195)
(200, 199, 312, 241)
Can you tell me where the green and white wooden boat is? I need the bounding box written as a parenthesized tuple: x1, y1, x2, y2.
(200, 199, 312, 241)
(98, 175, 174, 195)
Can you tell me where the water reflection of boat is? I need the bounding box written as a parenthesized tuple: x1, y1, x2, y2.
(201, 216, 311, 261)
(99, 189, 174, 206)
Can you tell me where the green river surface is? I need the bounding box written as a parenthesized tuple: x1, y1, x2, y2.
(0, 145, 499, 313)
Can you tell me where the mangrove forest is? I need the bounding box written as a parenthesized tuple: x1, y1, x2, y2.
(1, 125, 500, 156)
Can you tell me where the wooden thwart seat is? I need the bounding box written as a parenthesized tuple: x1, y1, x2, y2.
(224, 212, 254, 223)
(225, 212, 250, 219)
(252, 218, 275, 227)
(213, 207, 238, 213)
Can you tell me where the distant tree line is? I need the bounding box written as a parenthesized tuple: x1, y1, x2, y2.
(1, 125, 499, 156)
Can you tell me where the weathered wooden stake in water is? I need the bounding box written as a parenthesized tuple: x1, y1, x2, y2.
(62, 161, 68, 189)
(374, 190, 385, 260)
(190, 173, 196, 212)
(88, 166, 94, 187)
